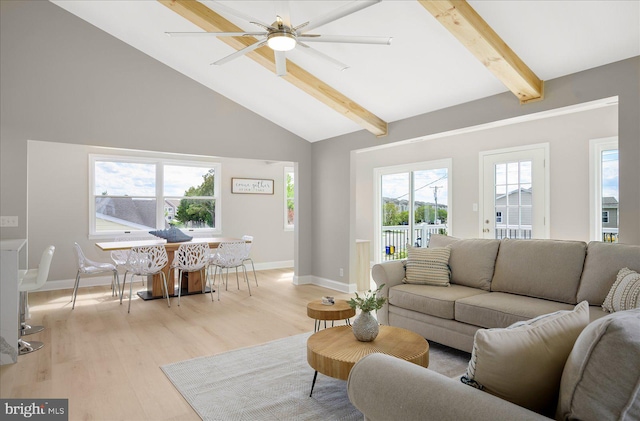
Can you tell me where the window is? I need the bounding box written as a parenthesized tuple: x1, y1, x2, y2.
(589, 137, 618, 242)
(90, 155, 220, 236)
(284, 167, 294, 230)
(375, 159, 452, 262)
(496, 211, 503, 223)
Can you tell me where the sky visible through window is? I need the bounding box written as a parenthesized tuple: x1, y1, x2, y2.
(381, 169, 449, 204)
(95, 161, 213, 196)
(602, 149, 619, 200)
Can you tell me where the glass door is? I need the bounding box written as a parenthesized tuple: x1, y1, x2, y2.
(482, 147, 547, 239)
(376, 160, 451, 262)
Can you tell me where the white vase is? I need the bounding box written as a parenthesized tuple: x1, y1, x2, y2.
(352, 311, 379, 342)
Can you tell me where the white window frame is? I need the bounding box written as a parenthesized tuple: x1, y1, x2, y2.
(284, 166, 294, 231)
(89, 154, 221, 238)
(602, 211, 609, 224)
(589, 136, 618, 241)
(373, 158, 453, 263)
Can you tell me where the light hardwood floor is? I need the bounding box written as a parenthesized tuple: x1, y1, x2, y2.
(0, 268, 353, 420)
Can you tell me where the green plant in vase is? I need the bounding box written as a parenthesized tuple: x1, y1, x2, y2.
(348, 284, 386, 342)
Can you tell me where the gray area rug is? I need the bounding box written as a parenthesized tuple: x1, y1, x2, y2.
(161, 331, 470, 421)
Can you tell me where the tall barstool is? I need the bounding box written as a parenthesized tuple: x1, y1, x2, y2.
(18, 245, 55, 355)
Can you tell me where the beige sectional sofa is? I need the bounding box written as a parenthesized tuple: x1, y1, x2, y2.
(348, 307, 640, 421)
(371, 235, 640, 353)
(348, 237, 640, 420)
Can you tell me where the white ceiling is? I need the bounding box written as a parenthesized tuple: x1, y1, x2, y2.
(51, 0, 640, 142)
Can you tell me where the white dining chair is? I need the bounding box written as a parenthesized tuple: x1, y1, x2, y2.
(170, 242, 209, 306)
(17, 245, 55, 354)
(111, 236, 151, 289)
(120, 245, 170, 313)
(208, 241, 252, 301)
(72, 242, 120, 309)
(242, 235, 258, 287)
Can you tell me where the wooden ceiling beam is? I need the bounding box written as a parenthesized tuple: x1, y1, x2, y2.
(158, 0, 388, 137)
(418, 0, 543, 104)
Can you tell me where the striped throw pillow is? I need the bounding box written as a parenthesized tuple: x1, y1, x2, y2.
(602, 267, 640, 312)
(403, 246, 451, 286)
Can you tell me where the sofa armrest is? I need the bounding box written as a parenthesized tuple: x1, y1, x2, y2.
(371, 260, 405, 325)
(347, 353, 550, 421)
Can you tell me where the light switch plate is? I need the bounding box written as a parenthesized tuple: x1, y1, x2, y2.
(0, 216, 19, 227)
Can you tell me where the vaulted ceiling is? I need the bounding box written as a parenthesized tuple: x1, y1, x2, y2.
(51, 0, 639, 142)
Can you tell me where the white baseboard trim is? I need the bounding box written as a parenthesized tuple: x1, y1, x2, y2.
(253, 260, 293, 271)
(41, 262, 356, 294)
(40, 275, 115, 292)
(294, 275, 356, 293)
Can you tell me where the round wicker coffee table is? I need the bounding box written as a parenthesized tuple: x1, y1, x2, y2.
(306, 299, 356, 332)
(306, 325, 429, 396)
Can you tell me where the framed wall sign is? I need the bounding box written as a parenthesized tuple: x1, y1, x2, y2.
(231, 178, 274, 195)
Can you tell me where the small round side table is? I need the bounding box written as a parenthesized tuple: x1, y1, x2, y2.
(307, 299, 356, 332)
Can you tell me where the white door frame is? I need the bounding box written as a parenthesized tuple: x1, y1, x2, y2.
(478, 143, 550, 239)
(588, 136, 618, 241)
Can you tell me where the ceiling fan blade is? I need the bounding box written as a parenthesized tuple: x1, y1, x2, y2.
(274, 1, 292, 28)
(275, 51, 287, 76)
(297, 42, 350, 72)
(299, 0, 381, 33)
(203, 1, 274, 30)
(166, 32, 266, 38)
(299, 34, 392, 45)
(212, 40, 267, 66)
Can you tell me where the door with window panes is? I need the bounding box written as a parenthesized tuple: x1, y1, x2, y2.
(482, 148, 546, 239)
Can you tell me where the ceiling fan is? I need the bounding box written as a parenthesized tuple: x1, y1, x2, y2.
(165, 0, 392, 76)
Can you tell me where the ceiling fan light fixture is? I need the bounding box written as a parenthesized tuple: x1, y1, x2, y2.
(267, 32, 297, 51)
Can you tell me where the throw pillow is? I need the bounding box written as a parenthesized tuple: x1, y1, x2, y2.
(557, 308, 640, 421)
(461, 301, 590, 417)
(403, 246, 451, 286)
(149, 226, 193, 243)
(602, 267, 640, 312)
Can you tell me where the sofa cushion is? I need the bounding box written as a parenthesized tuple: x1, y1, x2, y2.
(389, 284, 488, 320)
(455, 292, 574, 328)
(428, 234, 459, 248)
(403, 246, 451, 286)
(602, 267, 640, 312)
(491, 238, 586, 304)
(462, 301, 589, 417)
(578, 241, 640, 306)
(557, 308, 640, 421)
(429, 235, 500, 291)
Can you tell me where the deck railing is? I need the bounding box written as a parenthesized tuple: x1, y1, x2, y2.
(382, 226, 618, 261)
(381, 224, 447, 261)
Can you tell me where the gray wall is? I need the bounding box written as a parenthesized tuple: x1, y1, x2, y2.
(27, 140, 294, 283)
(313, 57, 639, 285)
(0, 1, 311, 277)
(1, 1, 638, 292)
(354, 104, 618, 261)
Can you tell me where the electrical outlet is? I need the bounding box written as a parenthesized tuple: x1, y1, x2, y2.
(472, 203, 478, 212)
(339, 268, 344, 277)
(0, 216, 18, 227)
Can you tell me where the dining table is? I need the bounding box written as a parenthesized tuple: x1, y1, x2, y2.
(95, 237, 245, 300)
